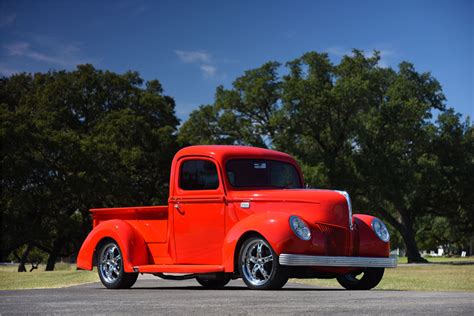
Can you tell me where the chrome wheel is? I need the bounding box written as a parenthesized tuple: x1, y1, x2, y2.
(241, 239, 274, 286)
(99, 243, 122, 284)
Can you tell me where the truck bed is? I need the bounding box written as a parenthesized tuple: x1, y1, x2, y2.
(91, 205, 169, 246)
(91, 205, 168, 226)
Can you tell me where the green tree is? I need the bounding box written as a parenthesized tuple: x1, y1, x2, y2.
(178, 104, 236, 145)
(0, 65, 179, 270)
(179, 62, 281, 147)
(353, 62, 452, 262)
(180, 50, 473, 262)
(276, 51, 390, 190)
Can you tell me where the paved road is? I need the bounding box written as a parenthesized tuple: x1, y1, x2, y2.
(1, 276, 473, 315)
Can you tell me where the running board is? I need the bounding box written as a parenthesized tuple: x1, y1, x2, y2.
(133, 264, 224, 274)
(154, 273, 197, 280)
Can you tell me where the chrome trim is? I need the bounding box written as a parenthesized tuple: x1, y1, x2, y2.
(241, 239, 274, 286)
(99, 243, 122, 284)
(240, 201, 250, 209)
(279, 254, 397, 268)
(335, 190, 353, 229)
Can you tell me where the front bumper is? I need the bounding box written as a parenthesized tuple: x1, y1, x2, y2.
(279, 254, 397, 268)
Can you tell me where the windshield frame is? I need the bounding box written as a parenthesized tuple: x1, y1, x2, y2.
(225, 158, 303, 190)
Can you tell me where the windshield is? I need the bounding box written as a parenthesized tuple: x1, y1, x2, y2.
(226, 159, 302, 189)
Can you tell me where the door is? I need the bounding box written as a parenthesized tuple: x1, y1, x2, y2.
(171, 158, 226, 264)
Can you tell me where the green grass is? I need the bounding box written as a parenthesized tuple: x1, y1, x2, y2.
(397, 256, 474, 264)
(0, 263, 98, 290)
(2, 258, 474, 291)
(294, 264, 474, 292)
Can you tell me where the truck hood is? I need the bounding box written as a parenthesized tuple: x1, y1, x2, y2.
(228, 189, 347, 205)
(228, 189, 352, 229)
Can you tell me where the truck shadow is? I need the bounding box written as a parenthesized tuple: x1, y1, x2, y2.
(129, 286, 344, 291)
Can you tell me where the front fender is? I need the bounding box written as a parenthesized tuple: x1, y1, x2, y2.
(76, 219, 148, 272)
(222, 212, 294, 272)
(353, 214, 390, 257)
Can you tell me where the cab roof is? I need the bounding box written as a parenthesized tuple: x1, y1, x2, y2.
(174, 145, 296, 163)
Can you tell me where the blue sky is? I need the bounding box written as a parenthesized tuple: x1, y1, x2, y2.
(0, 0, 472, 120)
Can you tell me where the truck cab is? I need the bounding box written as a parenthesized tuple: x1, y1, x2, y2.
(77, 145, 396, 290)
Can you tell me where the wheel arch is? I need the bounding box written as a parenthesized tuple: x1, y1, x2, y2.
(77, 219, 149, 272)
(92, 237, 116, 266)
(233, 231, 263, 274)
(222, 212, 294, 273)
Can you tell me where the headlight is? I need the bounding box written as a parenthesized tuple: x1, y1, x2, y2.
(371, 218, 390, 242)
(289, 216, 311, 241)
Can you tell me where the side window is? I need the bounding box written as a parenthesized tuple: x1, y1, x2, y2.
(179, 160, 219, 190)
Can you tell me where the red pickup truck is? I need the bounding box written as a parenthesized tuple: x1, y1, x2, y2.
(77, 145, 396, 290)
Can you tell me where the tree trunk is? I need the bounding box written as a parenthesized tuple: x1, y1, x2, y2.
(45, 239, 64, 271)
(400, 213, 428, 263)
(17, 244, 32, 272)
(45, 251, 58, 271)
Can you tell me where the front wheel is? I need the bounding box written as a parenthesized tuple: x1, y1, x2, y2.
(97, 240, 138, 289)
(336, 268, 384, 290)
(238, 236, 289, 290)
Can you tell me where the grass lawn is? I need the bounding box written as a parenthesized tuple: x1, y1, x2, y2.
(294, 263, 474, 292)
(1, 257, 473, 291)
(0, 263, 98, 290)
(396, 256, 474, 264)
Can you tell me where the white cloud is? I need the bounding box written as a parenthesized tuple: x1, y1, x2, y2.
(175, 50, 212, 64)
(200, 65, 217, 78)
(175, 49, 220, 78)
(6, 41, 66, 65)
(5, 42, 29, 56)
(0, 13, 16, 27)
(373, 49, 395, 68)
(4, 40, 98, 68)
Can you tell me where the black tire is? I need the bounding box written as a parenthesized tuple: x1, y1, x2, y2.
(196, 275, 231, 289)
(336, 268, 384, 290)
(97, 240, 138, 289)
(238, 236, 289, 290)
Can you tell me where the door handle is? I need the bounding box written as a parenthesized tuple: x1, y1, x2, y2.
(174, 203, 185, 215)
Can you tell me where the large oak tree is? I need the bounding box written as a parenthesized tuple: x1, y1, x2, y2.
(1, 65, 179, 270)
(179, 50, 473, 262)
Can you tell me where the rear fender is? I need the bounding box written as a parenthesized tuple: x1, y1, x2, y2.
(353, 214, 390, 257)
(222, 212, 293, 272)
(76, 219, 148, 272)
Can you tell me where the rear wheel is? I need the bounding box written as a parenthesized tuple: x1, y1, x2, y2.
(238, 237, 288, 290)
(97, 241, 138, 289)
(336, 268, 384, 290)
(196, 275, 231, 289)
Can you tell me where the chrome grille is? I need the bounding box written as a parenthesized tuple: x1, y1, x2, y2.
(315, 223, 350, 256)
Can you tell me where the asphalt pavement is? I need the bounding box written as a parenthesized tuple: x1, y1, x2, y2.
(1, 276, 473, 315)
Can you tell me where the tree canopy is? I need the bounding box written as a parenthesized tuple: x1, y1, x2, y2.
(0, 65, 180, 270)
(180, 50, 473, 262)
